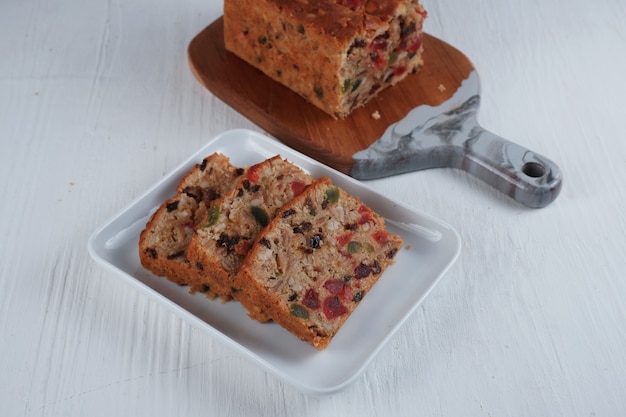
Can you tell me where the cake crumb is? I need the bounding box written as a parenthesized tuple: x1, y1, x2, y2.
(437, 84, 446, 92)
(371, 110, 381, 120)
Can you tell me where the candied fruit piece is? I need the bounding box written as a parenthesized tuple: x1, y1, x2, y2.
(291, 181, 307, 197)
(246, 162, 263, 182)
(373, 230, 390, 245)
(354, 262, 372, 279)
(166, 201, 179, 212)
(347, 241, 361, 253)
(323, 279, 345, 295)
(352, 291, 364, 303)
(323, 296, 348, 320)
(203, 206, 220, 227)
(251, 206, 269, 227)
(325, 187, 340, 203)
(303, 289, 321, 310)
(336, 232, 352, 247)
(290, 303, 309, 319)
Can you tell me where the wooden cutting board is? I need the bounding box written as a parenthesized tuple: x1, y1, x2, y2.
(188, 17, 473, 175)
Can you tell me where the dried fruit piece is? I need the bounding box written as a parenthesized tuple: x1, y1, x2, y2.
(352, 291, 364, 303)
(347, 241, 361, 253)
(336, 233, 352, 247)
(290, 303, 309, 319)
(166, 201, 180, 212)
(291, 181, 307, 196)
(323, 296, 348, 319)
(373, 230, 390, 245)
(309, 234, 322, 249)
(357, 205, 375, 225)
(203, 206, 220, 228)
(217, 233, 241, 254)
(282, 208, 296, 218)
(325, 187, 340, 203)
(323, 279, 345, 295)
(251, 206, 269, 227)
(354, 262, 372, 279)
(246, 162, 263, 182)
(342, 79, 352, 94)
(293, 221, 312, 234)
(303, 288, 321, 310)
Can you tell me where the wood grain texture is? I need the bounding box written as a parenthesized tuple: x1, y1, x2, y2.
(188, 17, 473, 174)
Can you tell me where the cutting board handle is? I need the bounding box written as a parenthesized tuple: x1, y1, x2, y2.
(352, 122, 562, 208)
(351, 113, 563, 208)
(459, 126, 563, 208)
(351, 71, 563, 208)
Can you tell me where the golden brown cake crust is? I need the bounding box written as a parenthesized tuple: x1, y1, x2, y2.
(139, 193, 200, 286)
(267, 0, 408, 43)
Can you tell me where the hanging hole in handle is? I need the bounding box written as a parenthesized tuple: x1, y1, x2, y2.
(522, 162, 546, 178)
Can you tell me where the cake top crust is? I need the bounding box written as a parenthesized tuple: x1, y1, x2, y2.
(269, 0, 405, 42)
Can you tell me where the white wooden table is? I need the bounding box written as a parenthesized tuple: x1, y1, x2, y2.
(2, 0, 625, 415)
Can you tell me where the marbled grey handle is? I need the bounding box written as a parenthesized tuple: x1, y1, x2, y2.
(458, 127, 562, 208)
(351, 71, 563, 208)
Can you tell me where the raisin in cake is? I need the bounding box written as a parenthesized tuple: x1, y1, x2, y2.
(224, 0, 427, 118)
(138, 153, 245, 300)
(234, 177, 403, 350)
(186, 155, 314, 313)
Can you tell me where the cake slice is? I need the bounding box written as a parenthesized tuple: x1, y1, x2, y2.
(176, 153, 245, 196)
(224, 0, 427, 118)
(234, 177, 404, 350)
(138, 153, 245, 299)
(186, 155, 314, 311)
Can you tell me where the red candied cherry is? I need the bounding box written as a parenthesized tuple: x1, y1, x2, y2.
(336, 232, 352, 247)
(246, 162, 263, 182)
(369, 33, 390, 68)
(291, 180, 307, 197)
(323, 296, 348, 319)
(371, 34, 389, 51)
(394, 65, 408, 77)
(373, 230, 390, 245)
(357, 205, 375, 225)
(303, 288, 321, 310)
(324, 279, 353, 302)
(370, 52, 386, 68)
(338, 249, 352, 259)
(324, 279, 344, 294)
(408, 35, 423, 53)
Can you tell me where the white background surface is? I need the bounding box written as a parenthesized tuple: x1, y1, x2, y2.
(1, 0, 625, 415)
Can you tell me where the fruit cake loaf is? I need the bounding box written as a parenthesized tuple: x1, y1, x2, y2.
(223, 0, 427, 118)
(185, 155, 314, 312)
(138, 153, 245, 300)
(234, 177, 404, 350)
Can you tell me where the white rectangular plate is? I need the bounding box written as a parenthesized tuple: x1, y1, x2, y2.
(88, 129, 461, 395)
